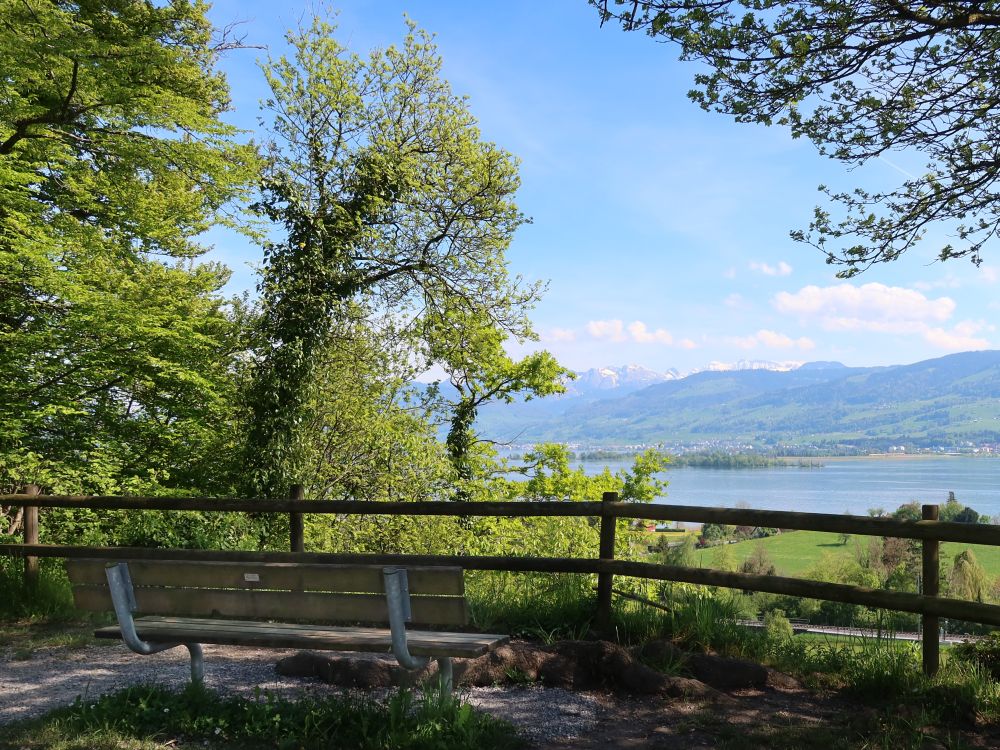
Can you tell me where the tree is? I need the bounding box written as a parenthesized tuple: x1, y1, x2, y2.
(739, 544, 776, 577)
(0, 0, 258, 500)
(892, 501, 922, 522)
(296, 308, 452, 503)
(950, 549, 988, 602)
(423, 304, 569, 499)
(247, 16, 541, 496)
(594, 1, 1000, 275)
(701, 522, 729, 543)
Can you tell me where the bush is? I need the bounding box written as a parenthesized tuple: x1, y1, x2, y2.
(0, 556, 75, 620)
(763, 609, 794, 644)
(951, 632, 1000, 680)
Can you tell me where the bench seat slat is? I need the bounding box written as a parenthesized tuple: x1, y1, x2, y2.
(94, 616, 508, 658)
(67, 560, 464, 595)
(73, 586, 467, 627)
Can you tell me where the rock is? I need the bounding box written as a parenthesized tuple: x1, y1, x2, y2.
(278, 640, 737, 698)
(275, 651, 324, 678)
(660, 676, 719, 700)
(460, 640, 674, 694)
(765, 668, 803, 691)
(458, 642, 547, 687)
(275, 651, 433, 688)
(630, 639, 687, 668)
(315, 655, 397, 688)
(686, 653, 768, 691)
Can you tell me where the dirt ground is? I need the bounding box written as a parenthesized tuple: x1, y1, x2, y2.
(537, 685, 1000, 750)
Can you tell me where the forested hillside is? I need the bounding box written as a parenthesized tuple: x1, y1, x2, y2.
(476, 351, 1000, 449)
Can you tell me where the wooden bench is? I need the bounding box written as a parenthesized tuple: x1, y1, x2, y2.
(66, 559, 508, 693)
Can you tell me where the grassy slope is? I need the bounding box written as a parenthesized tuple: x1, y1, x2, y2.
(691, 529, 1000, 578)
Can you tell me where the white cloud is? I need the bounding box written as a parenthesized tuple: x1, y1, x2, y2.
(543, 327, 577, 342)
(749, 260, 793, 277)
(772, 282, 990, 350)
(981, 266, 998, 284)
(723, 267, 737, 279)
(627, 321, 674, 344)
(586, 319, 683, 346)
(726, 329, 815, 350)
(586, 319, 627, 342)
(922, 326, 990, 351)
(678, 338, 698, 349)
(773, 283, 954, 325)
(724, 293, 744, 308)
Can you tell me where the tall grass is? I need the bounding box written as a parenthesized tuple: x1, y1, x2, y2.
(466, 572, 596, 642)
(0, 556, 75, 620)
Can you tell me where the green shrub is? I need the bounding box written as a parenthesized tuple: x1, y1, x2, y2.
(763, 609, 794, 644)
(951, 631, 1000, 680)
(0, 556, 75, 620)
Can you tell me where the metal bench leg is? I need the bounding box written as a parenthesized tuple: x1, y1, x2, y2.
(383, 567, 434, 677)
(187, 643, 204, 683)
(106, 563, 204, 684)
(437, 656, 453, 696)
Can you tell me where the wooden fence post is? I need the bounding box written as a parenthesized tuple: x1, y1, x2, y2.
(289, 484, 305, 553)
(23, 484, 41, 589)
(922, 503, 940, 677)
(595, 491, 619, 637)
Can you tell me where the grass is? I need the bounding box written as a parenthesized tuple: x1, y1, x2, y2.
(691, 529, 1000, 578)
(0, 682, 523, 750)
(0, 619, 112, 660)
(0, 556, 78, 621)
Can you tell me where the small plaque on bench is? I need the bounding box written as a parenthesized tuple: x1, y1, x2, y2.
(243, 573, 260, 583)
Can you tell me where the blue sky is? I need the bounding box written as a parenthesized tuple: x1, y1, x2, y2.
(203, 0, 998, 374)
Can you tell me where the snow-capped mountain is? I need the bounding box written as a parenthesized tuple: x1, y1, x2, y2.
(690, 359, 803, 375)
(567, 361, 801, 397)
(568, 364, 679, 396)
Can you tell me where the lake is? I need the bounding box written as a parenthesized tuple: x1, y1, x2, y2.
(575, 456, 1000, 518)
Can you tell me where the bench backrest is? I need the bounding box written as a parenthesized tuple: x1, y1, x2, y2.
(66, 560, 468, 627)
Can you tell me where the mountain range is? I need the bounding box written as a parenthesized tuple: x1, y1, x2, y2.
(475, 351, 1000, 450)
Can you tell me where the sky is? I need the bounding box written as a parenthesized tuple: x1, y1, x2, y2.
(201, 0, 999, 375)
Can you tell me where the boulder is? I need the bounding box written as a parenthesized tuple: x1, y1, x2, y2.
(275, 651, 434, 688)
(686, 653, 768, 691)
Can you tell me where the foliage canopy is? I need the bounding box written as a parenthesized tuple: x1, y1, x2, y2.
(246, 17, 553, 496)
(0, 0, 258, 497)
(594, 0, 1000, 276)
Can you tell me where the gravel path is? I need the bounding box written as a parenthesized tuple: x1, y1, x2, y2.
(0, 642, 601, 745)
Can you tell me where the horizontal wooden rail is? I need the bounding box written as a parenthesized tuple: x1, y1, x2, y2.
(5, 494, 1000, 545)
(615, 503, 1000, 546)
(4, 543, 1000, 626)
(0, 495, 606, 518)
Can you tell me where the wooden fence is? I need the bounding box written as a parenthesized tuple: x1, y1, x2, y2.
(4, 488, 1000, 676)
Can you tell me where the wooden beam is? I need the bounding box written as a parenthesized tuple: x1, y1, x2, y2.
(22, 484, 40, 589)
(289, 484, 305, 553)
(3, 494, 997, 544)
(922, 504, 940, 677)
(65, 560, 465, 595)
(595, 491, 618, 635)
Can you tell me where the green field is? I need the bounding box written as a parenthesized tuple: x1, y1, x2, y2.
(691, 529, 1000, 579)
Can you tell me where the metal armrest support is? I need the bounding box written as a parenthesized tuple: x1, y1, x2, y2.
(105, 563, 204, 682)
(383, 567, 452, 694)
